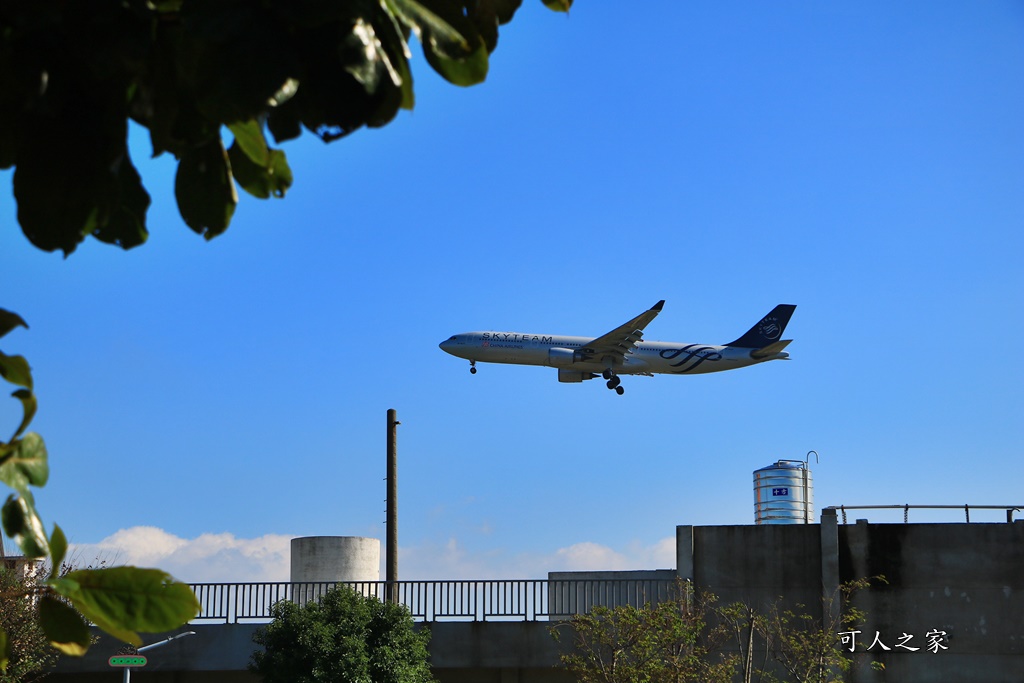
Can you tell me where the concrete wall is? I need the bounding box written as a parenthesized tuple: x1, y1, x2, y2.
(838, 520, 1024, 682)
(547, 569, 677, 618)
(49, 624, 262, 682)
(47, 622, 571, 683)
(679, 523, 823, 610)
(429, 622, 572, 683)
(679, 517, 1024, 683)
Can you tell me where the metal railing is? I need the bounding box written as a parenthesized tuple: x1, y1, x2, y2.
(188, 578, 681, 624)
(827, 504, 1023, 524)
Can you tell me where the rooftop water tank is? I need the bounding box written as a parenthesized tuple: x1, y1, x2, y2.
(753, 459, 813, 524)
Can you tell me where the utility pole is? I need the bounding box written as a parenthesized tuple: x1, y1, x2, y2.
(386, 408, 399, 604)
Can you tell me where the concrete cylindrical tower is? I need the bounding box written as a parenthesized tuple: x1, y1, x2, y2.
(291, 536, 380, 604)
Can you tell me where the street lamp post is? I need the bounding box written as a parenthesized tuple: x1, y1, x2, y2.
(123, 631, 196, 683)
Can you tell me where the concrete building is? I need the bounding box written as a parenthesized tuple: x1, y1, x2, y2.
(677, 511, 1024, 682)
(50, 511, 1024, 682)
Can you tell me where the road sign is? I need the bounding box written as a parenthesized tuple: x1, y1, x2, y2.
(109, 655, 147, 667)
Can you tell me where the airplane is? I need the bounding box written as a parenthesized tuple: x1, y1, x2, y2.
(439, 301, 796, 395)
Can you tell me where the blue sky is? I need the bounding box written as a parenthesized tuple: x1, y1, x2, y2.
(2, 1, 1023, 582)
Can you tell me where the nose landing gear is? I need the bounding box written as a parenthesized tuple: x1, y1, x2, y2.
(469, 360, 477, 375)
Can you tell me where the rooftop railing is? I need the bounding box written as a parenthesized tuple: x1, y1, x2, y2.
(188, 578, 682, 624)
(827, 504, 1023, 524)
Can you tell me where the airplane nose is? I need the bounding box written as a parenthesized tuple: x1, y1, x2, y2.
(439, 336, 465, 358)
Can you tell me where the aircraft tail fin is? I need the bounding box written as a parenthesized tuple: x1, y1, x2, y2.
(725, 304, 796, 348)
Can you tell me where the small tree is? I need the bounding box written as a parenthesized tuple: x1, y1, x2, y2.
(718, 602, 771, 683)
(0, 563, 57, 683)
(754, 577, 884, 683)
(718, 577, 886, 683)
(554, 578, 885, 683)
(251, 585, 435, 683)
(551, 585, 737, 683)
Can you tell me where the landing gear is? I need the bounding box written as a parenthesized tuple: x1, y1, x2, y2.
(469, 361, 477, 375)
(605, 373, 623, 394)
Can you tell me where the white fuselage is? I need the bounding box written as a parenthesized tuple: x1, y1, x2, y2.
(439, 331, 787, 376)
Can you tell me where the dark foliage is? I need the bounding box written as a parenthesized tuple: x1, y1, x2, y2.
(252, 586, 435, 683)
(0, 0, 568, 255)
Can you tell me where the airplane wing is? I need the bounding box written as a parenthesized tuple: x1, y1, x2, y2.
(577, 300, 665, 368)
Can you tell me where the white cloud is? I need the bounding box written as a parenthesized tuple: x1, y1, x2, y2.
(69, 528, 677, 584)
(71, 527, 292, 583)
(399, 536, 677, 580)
(551, 541, 638, 571)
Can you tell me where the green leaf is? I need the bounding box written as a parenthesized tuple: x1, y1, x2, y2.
(227, 120, 270, 167)
(0, 309, 28, 340)
(50, 524, 68, 579)
(12, 89, 138, 255)
(40, 596, 92, 657)
(179, 2, 298, 125)
(13, 127, 105, 255)
(0, 432, 48, 492)
(377, 8, 416, 110)
(1, 494, 49, 558)
(228, 143, 293, 199)
(90, 153, 151, 250)
(388, 0, 471, 53)
(343, 18, 402, 120)
(226, 120, 293, 199)
(0, 627, 7, 673)
(175, 137, 238, 239)
(51, 567, 200, 646)
(421, 27, 489, 86)
(7, 389, 37, 442)
(0, 351, 33, 390)
(465, 0, 522, 53)
(386, 0, 490, 86)
(542, 0, 572, 12)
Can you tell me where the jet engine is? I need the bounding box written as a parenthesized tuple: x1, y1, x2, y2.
(546, 347, 578, 368)
(558, 369, 597, 383)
